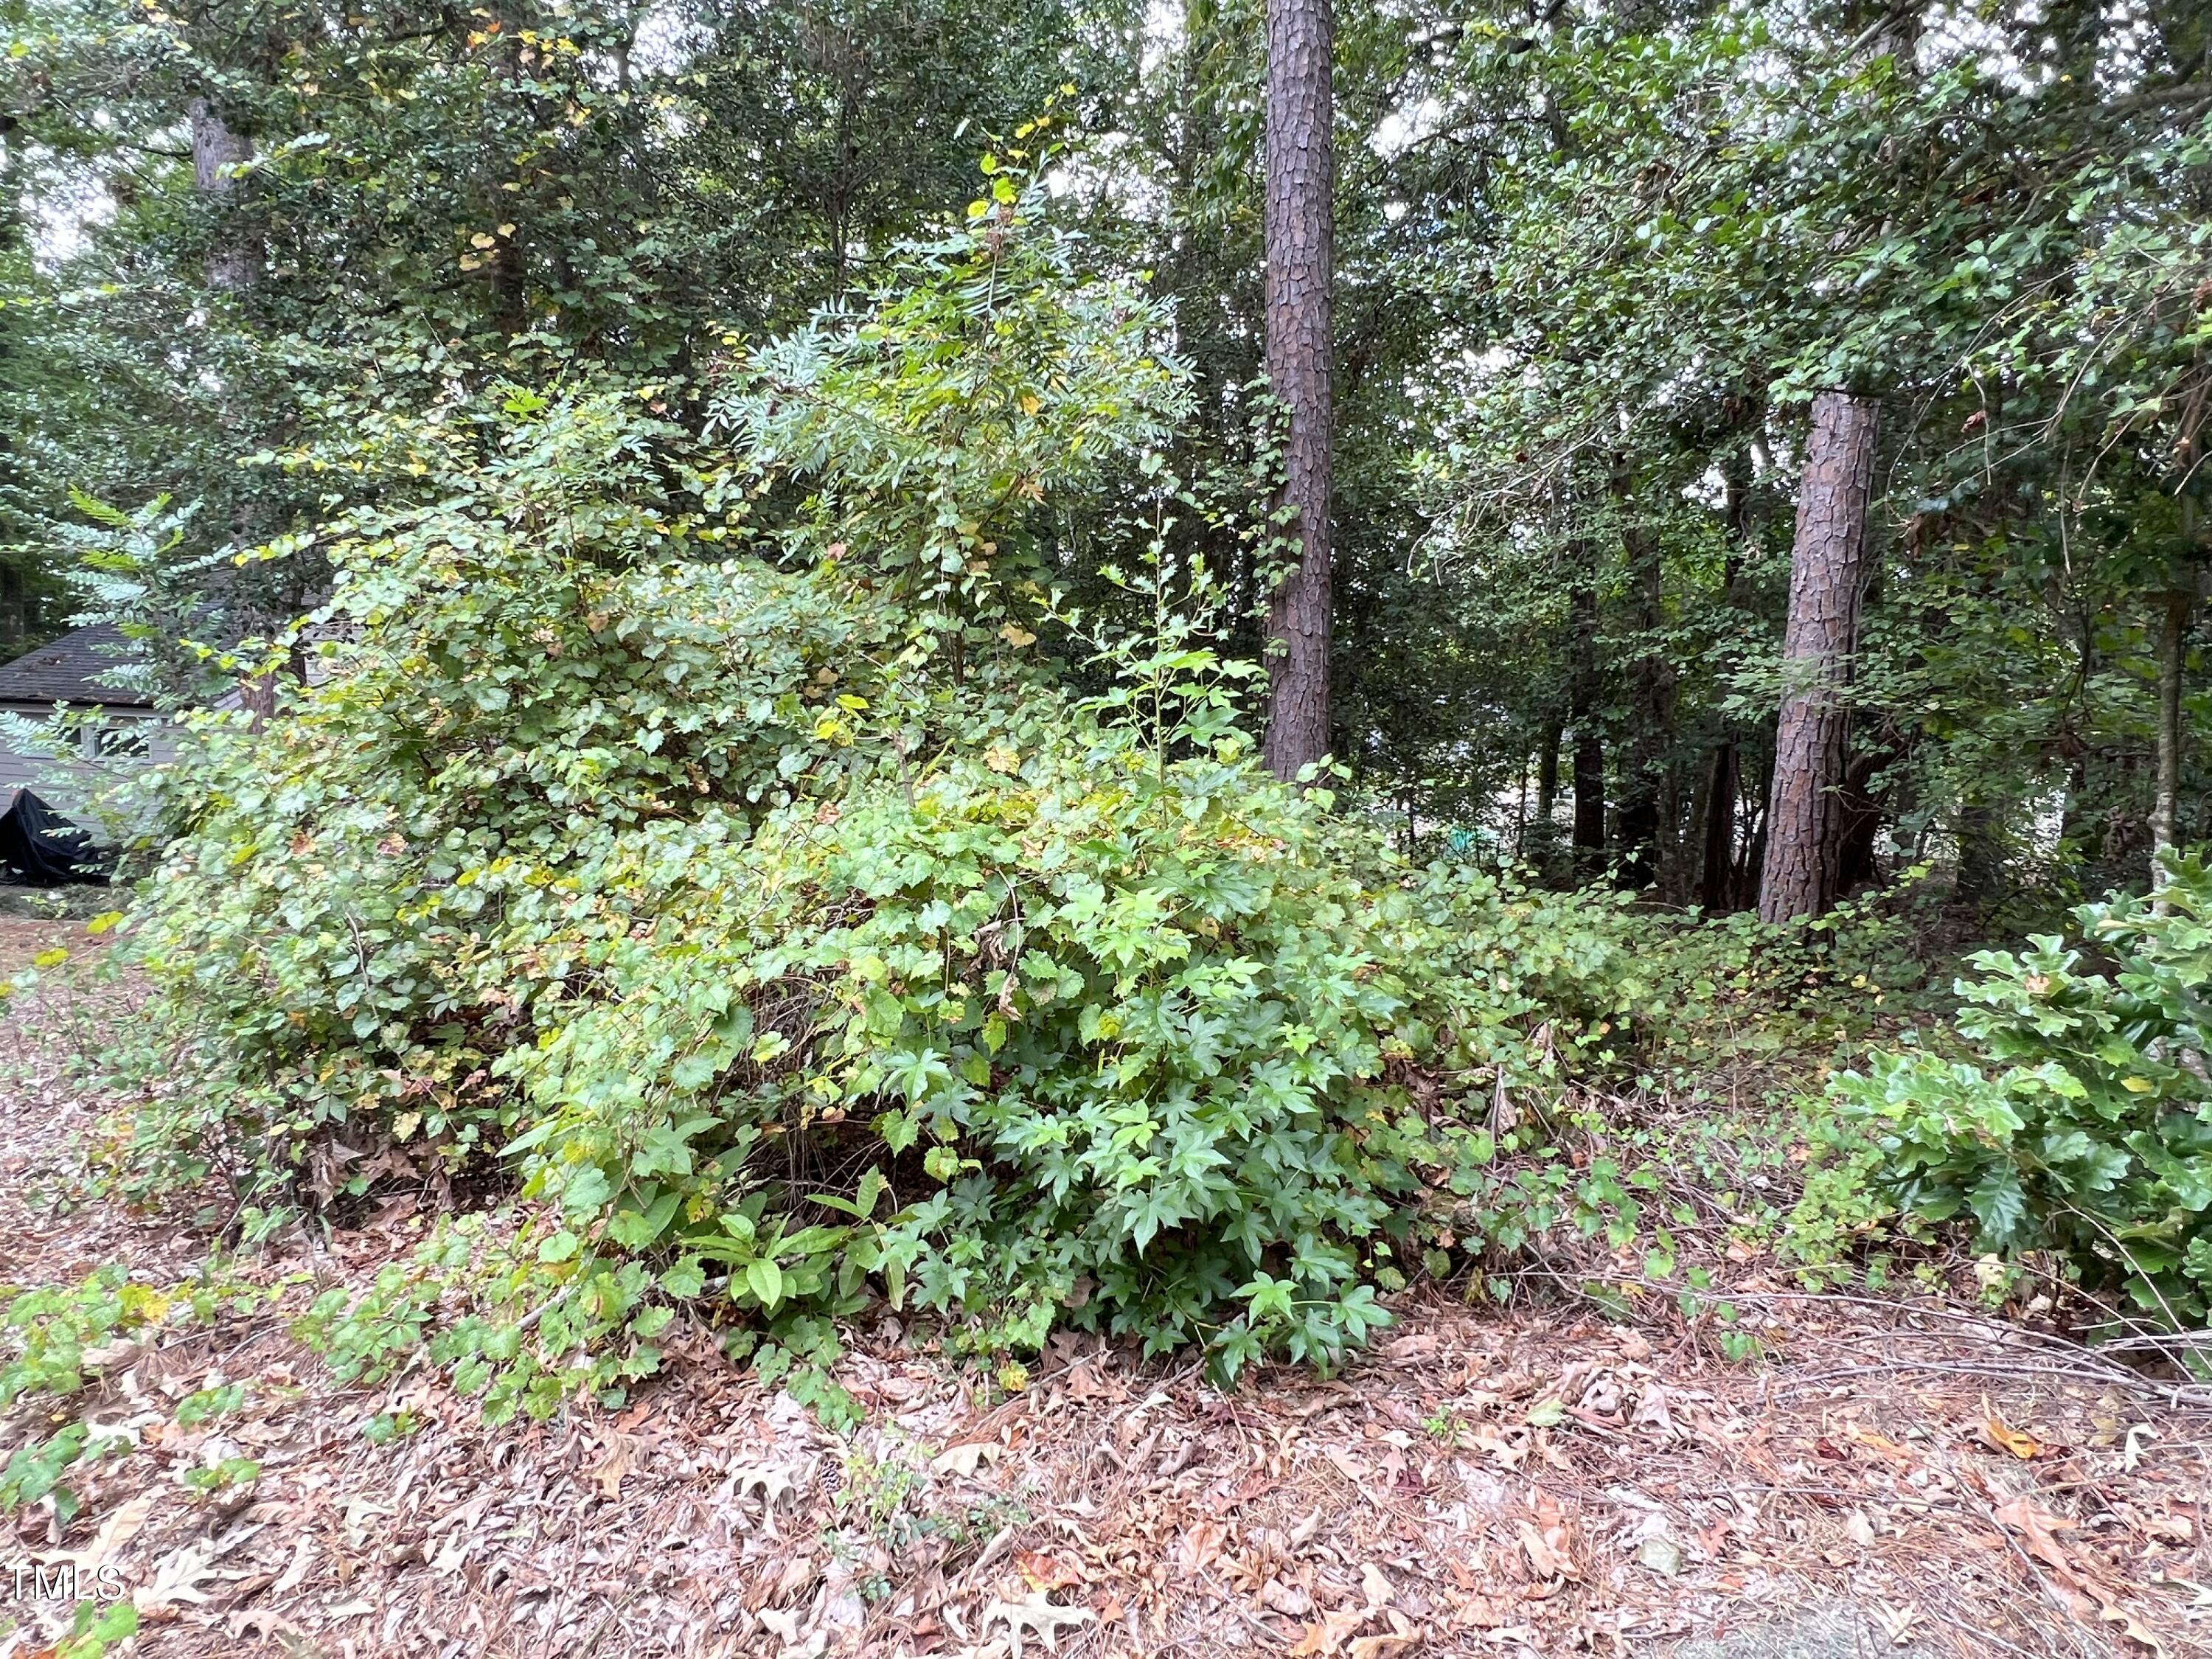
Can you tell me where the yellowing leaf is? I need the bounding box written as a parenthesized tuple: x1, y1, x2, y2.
(1017, 1551, 1084, 1591)
(1983, 1407, 2048, 1460)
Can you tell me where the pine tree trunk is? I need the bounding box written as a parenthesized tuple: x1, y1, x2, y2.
(1260, 0, 1334, 782)
(1758, 391, 1879, 925)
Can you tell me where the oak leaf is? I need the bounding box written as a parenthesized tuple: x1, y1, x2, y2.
(984, 1593, 1094, 1658)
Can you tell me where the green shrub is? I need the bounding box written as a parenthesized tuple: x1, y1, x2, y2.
(111, 205, 1665, 1396)
(504, 700, 1497, 1375)
(1831, 858, 2212, 1327)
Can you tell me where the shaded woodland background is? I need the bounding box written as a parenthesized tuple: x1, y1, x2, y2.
(2, 0, 2205, 931)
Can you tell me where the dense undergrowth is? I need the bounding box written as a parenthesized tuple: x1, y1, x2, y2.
(24, 204, 2160, 1445)
(1832, 863, 2212, 1341)
(1, 212, 1895, 1420)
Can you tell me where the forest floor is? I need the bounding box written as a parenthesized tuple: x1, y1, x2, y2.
(3, 915, 2210, 1659)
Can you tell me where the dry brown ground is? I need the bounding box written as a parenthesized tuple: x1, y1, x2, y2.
(2, 919, 2209, 1659)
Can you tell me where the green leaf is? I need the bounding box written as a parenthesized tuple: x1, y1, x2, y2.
(744, 1258, 785, 1310)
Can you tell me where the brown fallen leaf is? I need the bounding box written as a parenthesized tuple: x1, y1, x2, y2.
(1518, 1520, 1571, 1582)
(1350, 1610, 1419, 1659)
(1848, 1423, 1919, 1470)
(1323, 1444, 1369, 1483)
(1289, 1607, 1368, 1657)
(1992, 1495, 2078, 1574)
(588, 1430, 639, 1500)
(1018, 1550, 1086, 1592)
(1360, 1562, 1395, 1609)
(1178, 1517, 1228, 1573)
(271, 1537, 316, 1597)
(984, 1592, 1095, 1658)
(1453, 1593, 1510, 1630)
(2098, 1601, 2170, 1657)
(2143, 1512, 2194, 1544)
(136, 1534, 240, 1615)
(77, 1494, 156, 1566)
(1349, 1631, 1418, 1659)
(1468, 1424, 1527, 1470)
(223, 1609, 306, 1641)
(1263, 1578, 1315, 1618)
(1517, 1489, 1579, 1582)
(1992, 1498, 2166, 1655)
(767, 1553, 817, 1605)
(931, 1440, 1002, 1477)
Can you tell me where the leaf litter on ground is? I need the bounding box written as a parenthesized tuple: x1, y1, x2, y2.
(2, 931, 2209, 1658)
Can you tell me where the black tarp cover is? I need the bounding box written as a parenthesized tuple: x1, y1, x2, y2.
(0, 789, 112, 886)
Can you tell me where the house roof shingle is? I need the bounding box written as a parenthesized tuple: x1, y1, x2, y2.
(0, 625, 156, 709)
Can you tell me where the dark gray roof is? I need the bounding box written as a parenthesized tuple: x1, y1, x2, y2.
(0, 625, 155, 709)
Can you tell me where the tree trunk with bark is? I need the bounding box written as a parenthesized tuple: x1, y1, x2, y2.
(1613, 468, 1675, 892)
(2151, 577, 2197, 872)
(1522, 718, 1563, 880)
(1697, 742, 1740, 908)
(1534, 720, 1560, 828)
(1260, 0, 1334, 782)
(1738, 743, 1772, 904)
(1833, 747, 1888, 896)
(1568, 568, 1606, 878)
(1758, 390, 1880, 925)
(189, 97, 256, 292)
(1699, 442, 1755, 909)
(0, 562, 24, 647)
